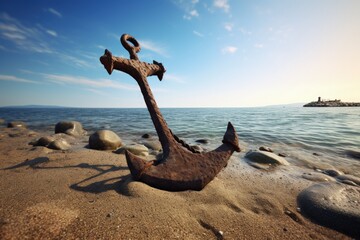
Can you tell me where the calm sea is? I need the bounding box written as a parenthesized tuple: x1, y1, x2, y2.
(1, 107, 359, 172)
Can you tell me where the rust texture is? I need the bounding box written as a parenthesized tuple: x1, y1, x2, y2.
(100, 34, 240, 191)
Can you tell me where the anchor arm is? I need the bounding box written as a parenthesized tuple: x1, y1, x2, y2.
(99, 49, 165, 81)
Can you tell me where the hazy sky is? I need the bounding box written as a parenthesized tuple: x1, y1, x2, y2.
(0, 0, 359, 107)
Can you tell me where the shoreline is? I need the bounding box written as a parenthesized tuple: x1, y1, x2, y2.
(0, 122, 359, 239)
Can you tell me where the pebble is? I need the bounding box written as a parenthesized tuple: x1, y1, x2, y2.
(195, 139, 209, 144)
(323, 169, 343, 177)
(336, 174, 360, 186)
(142, 140, 162, 151)
(141, 133, 151, 139)
(297, 182, 360, 238)
(89, 130, 122, 150)
(245, 150, 290, 166)
(48, 139, 71, 150)
(345, 150, 360, 160)
(7, 121, 27, 128)
(259, 146, 273, 152)
(301, 172, 336, 182)
(115, 144, 149, 156)
(55, 121, 86, 137)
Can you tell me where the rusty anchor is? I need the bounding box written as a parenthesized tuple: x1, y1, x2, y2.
(100, 34, 241, 191)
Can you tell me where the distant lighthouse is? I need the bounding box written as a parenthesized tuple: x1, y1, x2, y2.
(318, 97, 321, 102)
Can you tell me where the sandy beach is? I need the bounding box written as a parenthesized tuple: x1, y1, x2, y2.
(0, 125, 355, 240)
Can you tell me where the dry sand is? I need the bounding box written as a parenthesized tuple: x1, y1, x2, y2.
(0, 127, 352, 239)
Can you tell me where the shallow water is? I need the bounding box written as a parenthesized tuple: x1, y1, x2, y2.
(1, 107, 359, 174)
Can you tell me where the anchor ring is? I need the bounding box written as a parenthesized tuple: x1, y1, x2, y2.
(120, 34, 141, 60)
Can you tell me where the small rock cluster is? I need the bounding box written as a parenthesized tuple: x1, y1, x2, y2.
(28, 121, 159, 157)
(244, 146, 289, 170)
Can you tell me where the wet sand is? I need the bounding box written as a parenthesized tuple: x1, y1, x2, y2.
(0, 126, 353, 239)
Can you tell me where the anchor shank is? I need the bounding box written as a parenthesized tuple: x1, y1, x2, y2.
(136, 74, 173, 157)
(101, 51, 173, 156)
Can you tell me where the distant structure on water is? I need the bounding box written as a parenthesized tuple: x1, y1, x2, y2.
(303, 97, 360, 107)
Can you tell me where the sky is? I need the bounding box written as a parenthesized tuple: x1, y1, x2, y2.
(0, 0, 359, 108)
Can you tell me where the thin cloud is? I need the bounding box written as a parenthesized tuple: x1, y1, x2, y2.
(47, 8, 62, 18)
(222, 46, 237, 54)
(85, 88, 107, 96)
(172, 0, 200, 20)
(0, 13, 53, 53)
(163, 73, 186, 83)
(46, 30, 57, 37)
(193, 30, 204, 37)
(239, 27, 252, 35)
(184, 9, 199, 20)
(0, 74, 38, 84)
(254, 43, 264, 48)
(139, 40, 168, 57)
(224, 23, 233, 32)
(214, 0, 230, 13)
(43, 74, 138, 91)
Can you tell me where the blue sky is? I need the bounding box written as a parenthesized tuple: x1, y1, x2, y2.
(0, 0, 359, 107)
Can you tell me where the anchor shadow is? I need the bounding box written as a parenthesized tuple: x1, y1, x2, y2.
(2, 156, 133, 196)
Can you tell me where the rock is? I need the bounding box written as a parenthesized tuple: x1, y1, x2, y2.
(142, 140, 162, 151)
(115, 144, 149, 156)
(191, 145, 203, 153)
(195, 139, 209, 144)
(48, 139, 71, 150)
(312, 152, 321, 156)
(345, 150, 360, 160)
(7, 121, 26, 128)
(0, 118, 5, 125)
(259, 146, 273, 152)
(141, 133, 151, 139)
(89, 130, 122, 150)
(55, 121, 86, 137)
(297, 182, 360, 238)
(302, 172, 336, 182)
(340, 180, 358, 186)
(323, 169, 343, 177)
(278, 153, 287, 157)
(245, 150, 290, 166)
(336, 174, 360, 186)
(34, 136, 55, 147)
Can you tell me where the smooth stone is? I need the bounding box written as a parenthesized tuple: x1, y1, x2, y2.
(336, 174, 360, 186)
(245, 150, 290, 166)
(340, 180, 358, 186)
(302, 172, 336, 182)
(259, 146, 273, 152)
(195, 139, 209, 144)
(278, 153, 287, 157)
(35, 136, 55, 147)
(89, 130, 122, 150)
(297, 182, 360, 238)
(0, 118, 5, 124)
(141, 133, 151, 139)
(191, 145, 203, 153)
(142, 140, 162, 151)
(323, 169, 343, 177)
(115, 144, 149, 156)
(48, 139, 71, 150)
(345, 150, 360, 160)
(7, 121, 27, 128)
(55, 121, 86, 137)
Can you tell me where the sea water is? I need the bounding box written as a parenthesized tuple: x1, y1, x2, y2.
(1, 107, 359, 173)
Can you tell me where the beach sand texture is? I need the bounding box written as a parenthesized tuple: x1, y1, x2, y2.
(0, 127, 353, 239)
